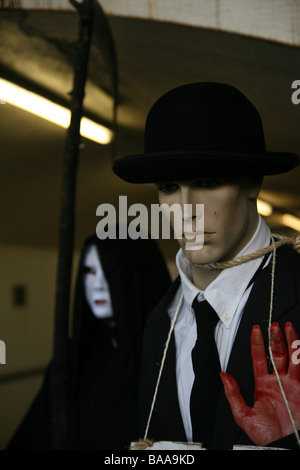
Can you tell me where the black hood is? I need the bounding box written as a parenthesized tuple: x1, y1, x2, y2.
(68, 230, 172, 449)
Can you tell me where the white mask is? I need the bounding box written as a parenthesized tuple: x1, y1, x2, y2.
(83, 244, 113, 319)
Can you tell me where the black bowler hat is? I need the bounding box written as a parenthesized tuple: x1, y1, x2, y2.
(113, 82, 299, 183)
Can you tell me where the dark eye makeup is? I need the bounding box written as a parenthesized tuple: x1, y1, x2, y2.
(156, 183, 180, 194)
(156, 179, 219, 193)
(83, 266, 96, 275)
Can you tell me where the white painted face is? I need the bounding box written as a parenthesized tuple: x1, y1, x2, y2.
(83, 244, 113, 319)
(156, 177, 260, 266)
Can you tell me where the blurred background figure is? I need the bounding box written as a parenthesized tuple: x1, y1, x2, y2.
(7, 229, 171, 450)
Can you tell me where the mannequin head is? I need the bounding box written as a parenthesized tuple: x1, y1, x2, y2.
(156, 176, 262, 266)
(83, 244, 113, 319)
(112, 82, 298, 288)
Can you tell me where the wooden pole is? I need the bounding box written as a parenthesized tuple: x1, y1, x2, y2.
(50, 0, 95, 449)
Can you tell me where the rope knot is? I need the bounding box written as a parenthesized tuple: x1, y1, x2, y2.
(195, 231, 300, 270)
(130, 439, 154, 450)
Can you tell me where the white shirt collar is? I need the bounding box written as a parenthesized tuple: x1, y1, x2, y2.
(176, 215, 271, 329)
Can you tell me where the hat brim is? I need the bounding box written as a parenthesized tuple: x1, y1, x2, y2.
(113, 151, 299, 184)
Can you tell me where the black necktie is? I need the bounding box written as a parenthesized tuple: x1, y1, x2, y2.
(190, 297, 221, 448)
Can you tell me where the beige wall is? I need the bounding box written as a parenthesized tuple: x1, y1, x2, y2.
(0, 244, 75, 449)
(0, 245, 57, 373)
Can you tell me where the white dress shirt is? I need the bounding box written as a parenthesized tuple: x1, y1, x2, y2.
(167, 215, 271, 442)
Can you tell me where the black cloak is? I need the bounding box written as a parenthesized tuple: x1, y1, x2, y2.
(7, 233, 171, 450)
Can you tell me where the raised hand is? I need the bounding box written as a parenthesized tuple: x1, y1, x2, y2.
(220, 322, 300, 446)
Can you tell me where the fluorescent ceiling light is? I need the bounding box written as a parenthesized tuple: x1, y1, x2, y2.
(281, 213, 300, 231)
(257, 198, 273, 217)
(0, 78, 112, 145)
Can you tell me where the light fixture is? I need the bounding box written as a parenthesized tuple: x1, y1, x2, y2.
(0, 78, 112, 145)
(280, 213, 300, 232)
(257, 198, 273, 217)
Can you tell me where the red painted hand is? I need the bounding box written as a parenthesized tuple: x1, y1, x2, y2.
(220, 322, 300, 446)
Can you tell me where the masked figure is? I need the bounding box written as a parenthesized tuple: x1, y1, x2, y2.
(7, 232, 171, 450)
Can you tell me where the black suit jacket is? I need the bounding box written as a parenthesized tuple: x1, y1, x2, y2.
(138, 245, 300, 450)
